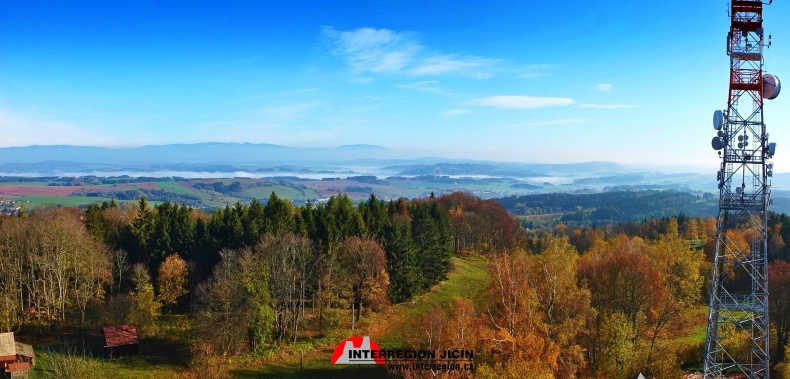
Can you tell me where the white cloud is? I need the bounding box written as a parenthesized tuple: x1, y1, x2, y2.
(442, 109, 471, 116)
(596, 83, 612, 92)
(472, 95, 575, 109)
(322, 27, 421, 73)
(322, 26, 497, 78)
(507, 118, 588, 127)
(408, 55, 497, 78)
(579, 103, 637, 109)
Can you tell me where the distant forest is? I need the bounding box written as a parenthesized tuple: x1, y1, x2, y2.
(497, 190, 718, 226)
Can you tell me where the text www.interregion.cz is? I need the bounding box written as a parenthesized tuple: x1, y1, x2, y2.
(386, 362, 474, 371)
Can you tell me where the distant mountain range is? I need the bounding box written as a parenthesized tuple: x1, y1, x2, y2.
(2, 142, 774, 196)
(0, 143, 394, 165)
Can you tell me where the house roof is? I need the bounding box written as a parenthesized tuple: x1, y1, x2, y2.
(7, 362, 30, 372)
(14, 342, 34, 358)
(0, 333, 15, 356)
(102, 325, 139, 347)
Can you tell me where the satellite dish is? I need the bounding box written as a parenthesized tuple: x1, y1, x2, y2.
(764, 74, 781, 100)
(738, 142, 744, 149)
(718, 130, 726, 138)
(757, 27, 765, 36)
(713, 110, 724, 130)
(736, 187, 742, 194)
(712, 137, 724, 150)
(738, 135, 744, 142)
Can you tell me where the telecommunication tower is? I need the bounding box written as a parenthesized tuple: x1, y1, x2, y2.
(704, 1, 781, 378)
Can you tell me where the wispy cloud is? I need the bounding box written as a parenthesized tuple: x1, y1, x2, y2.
(515, 64, 555, 79)
(442, 109, 471, 116)
(322, 26, 498, 79)
(579, 103, 637, 109)
(507, 118, 589, 127)
(596, 83, 612, 92)
(472, 95, 574, 109)
(408, 55, 497, 78)
(322, 27, 420, 73)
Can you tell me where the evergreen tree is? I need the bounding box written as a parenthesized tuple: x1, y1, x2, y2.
(130, 197, 155, 264)
(172, 203, 195, 256)
(223, 204, 245, 249)
(151, 201, 174, 266)
(429, 198, 453, 281)
(410, 202, 441, 289)
(264, 192, 295, 235)
(360, 193, 389, 243)
(244, 198, 265, 244)
(384, 215, 420, 303)
(85, 203, 104, 241)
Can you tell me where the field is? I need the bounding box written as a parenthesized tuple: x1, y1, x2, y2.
(0, 176, 541, 212)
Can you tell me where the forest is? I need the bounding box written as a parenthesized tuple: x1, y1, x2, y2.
(3, 191, 790, 378)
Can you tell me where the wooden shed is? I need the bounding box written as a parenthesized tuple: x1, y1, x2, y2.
(0, 332, 16, 370)
(102, 325, 139, 358)
(0, 333, 32, 379)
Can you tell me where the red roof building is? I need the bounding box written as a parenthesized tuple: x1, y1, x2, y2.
(0, 333, 33, 378)
(102, 325, 139, 358)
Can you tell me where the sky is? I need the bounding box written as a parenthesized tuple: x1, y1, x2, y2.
(1, 1, 790, 170)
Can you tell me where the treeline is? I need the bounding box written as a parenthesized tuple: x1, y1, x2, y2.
(0, 191, 524, 366)
(76, 188, 203, 205)
(83, 192, 465, 305)
(0, 194, 517, 330)
(498, 190, 717, 225)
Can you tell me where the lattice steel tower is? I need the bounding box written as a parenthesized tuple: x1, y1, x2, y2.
(704, 1, 781, 378)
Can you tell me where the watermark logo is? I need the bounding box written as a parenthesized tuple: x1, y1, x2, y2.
(331, 336, 385, 365)
(331, 336, 475, 373)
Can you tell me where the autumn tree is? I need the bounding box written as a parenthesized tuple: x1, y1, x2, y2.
(478, 248, 559, 378)
(392, 298, 479, 379)
(257, 233, 314, 343)
(337, 237, 390, 326)
(770, 260, 790, 361)
(527, 236, 591, 378)
(129, 263, 161, 334)
(157, 253, 188, 311)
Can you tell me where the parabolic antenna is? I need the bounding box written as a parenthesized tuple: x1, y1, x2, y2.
(713, 110, 724, 130)
(764, 74, 781, 100)
(712, 137, 724, 150)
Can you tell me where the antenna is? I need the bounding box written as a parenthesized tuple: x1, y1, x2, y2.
(704, 0, 782, 378)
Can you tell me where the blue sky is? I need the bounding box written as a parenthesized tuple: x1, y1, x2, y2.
(1, 1, 789, 169)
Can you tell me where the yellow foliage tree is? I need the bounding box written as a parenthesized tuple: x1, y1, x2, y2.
(157, 253, 189, 311)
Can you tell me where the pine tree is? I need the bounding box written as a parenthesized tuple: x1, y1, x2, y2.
(130, 197, 155, 263)
(411, 202, 441, 289)
(384, 215, 420, 303)
(264, 192, 295, 235)
(244, 198, 265, 244)
(360, 193, 389, 243)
